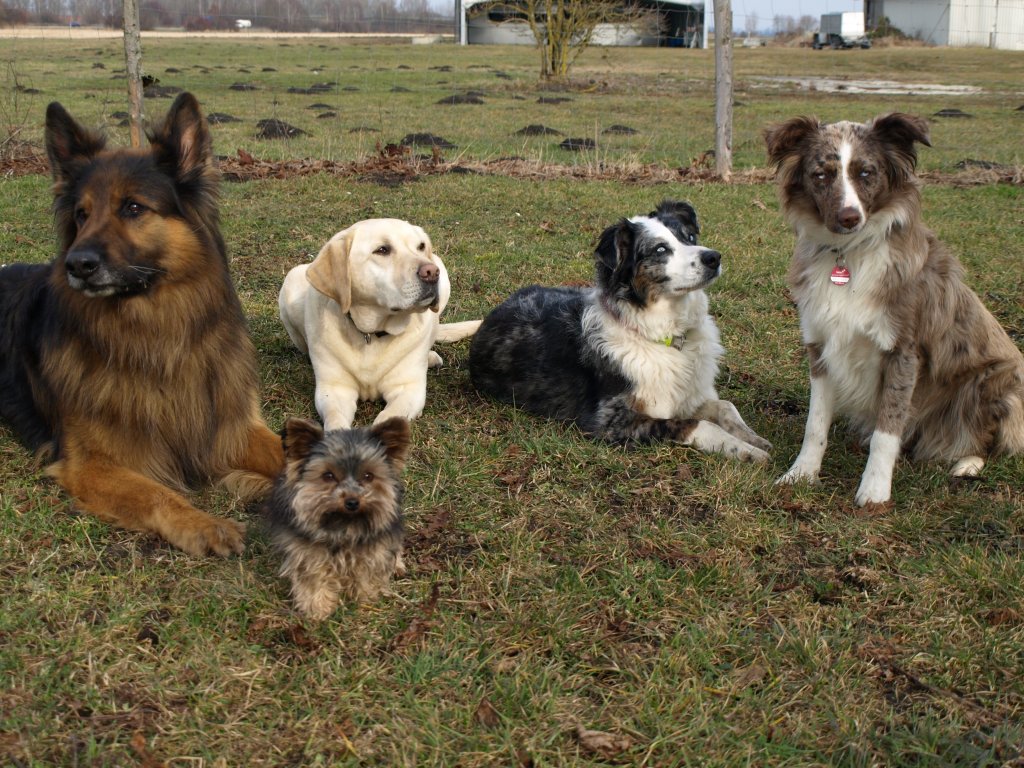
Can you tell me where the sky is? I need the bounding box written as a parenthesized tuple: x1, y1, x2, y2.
(730, 0, 864, 29)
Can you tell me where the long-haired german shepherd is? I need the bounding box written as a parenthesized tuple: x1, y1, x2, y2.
(0, 93, 283, 556)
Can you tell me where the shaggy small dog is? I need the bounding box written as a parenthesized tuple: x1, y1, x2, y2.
(469, 200, 771, 461)
(264, 417, 410, 620)
(765, 112, 1024, 505)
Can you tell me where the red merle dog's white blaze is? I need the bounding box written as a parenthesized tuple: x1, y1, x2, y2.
(836, 138, 865, 233)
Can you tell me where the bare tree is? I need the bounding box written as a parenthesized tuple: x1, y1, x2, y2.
(743, 10, 757, 38)
(495, 0, 651, 81)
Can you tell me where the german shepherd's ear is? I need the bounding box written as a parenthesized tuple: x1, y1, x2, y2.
(148, 92, 214, 185)
(44, 101, 107, 184)
(307, 230, 353, 312)
(370, 417, 411, 471)
(281, 417, 324, 462)
(764, 115, 821, 168)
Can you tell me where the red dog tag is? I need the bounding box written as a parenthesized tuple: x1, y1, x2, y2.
(830, 265, 851, 286)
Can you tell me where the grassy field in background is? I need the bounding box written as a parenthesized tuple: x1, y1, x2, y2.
(1, 37, 1023, 766)
(2, 37, 1024, 170)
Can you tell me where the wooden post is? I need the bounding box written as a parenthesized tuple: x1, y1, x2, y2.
(713, 0, 733, 180)
(123, 0, 144, 148)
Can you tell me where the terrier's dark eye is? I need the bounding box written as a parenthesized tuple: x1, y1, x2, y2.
(361, 472, 374, 483)
(321, 471, 336, 483)
(74, 208, 87, 226)
(688, 233, 697, 244)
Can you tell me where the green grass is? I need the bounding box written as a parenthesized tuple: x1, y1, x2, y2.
(3, 38, 1024, 170)
(2, 38, 1023, 767)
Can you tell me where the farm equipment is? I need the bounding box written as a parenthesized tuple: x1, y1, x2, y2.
(812, 12, 871, 49)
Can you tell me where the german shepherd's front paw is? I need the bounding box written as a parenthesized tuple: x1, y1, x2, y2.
(166, 509, 246, 557)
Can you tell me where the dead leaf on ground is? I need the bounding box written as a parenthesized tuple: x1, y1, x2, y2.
(129, 732, 166, 768)
(574, 724, 633, 759)
(728, 663, 768, 689)
(984, 608, 1022, 626)
(475, 697, 501, 728)
(386, 583, 440, 653)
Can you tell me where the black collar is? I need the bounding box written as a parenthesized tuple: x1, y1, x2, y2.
(347, 313, 390, 344)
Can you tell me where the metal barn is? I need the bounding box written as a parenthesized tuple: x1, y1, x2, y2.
(868, 0, 1024, 49)
(457, 0, 707, 48)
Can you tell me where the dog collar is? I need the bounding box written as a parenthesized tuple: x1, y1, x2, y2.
(346, 313, 390, 344)
(815, 244, 852, 287)
(661, 333, 687, 350)
(600, 294, 688, 350)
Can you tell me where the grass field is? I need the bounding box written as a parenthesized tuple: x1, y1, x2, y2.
(1, 37, 1023, 767)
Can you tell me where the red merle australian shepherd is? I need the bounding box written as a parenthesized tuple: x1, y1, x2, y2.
(469, 201, 771, 462)
(765, 113, 1024, 506)
(0, 93, 283, 555)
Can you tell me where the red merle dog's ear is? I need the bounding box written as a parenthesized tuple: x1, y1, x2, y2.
(148, 92, 214, 185)
(763, 115, 821, 168)
(44, 101, 107, 184)
(869, 113, 931, 179)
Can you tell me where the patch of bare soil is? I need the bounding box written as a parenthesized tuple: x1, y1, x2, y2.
(2, 141, 1021, 187)
(255, 119, 308, 139)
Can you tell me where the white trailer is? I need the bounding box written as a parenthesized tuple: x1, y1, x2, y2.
(813, 12, 871, 49)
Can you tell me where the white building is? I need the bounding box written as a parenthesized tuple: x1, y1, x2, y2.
(868, 0, 1024, 49)
(457, 0, 707, 48)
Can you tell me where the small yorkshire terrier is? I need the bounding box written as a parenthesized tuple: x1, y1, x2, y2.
(264, 416, 410, 620)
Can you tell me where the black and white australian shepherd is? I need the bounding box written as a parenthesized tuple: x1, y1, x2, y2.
(765, 113, 1024, 506)
(469, 201, 772, 462)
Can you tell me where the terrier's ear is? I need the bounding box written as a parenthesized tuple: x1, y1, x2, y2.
(371, 417, 411, 471)
(281, 417, 324, 462)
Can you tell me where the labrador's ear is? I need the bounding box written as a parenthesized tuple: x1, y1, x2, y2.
(306, 229, 352, 312)
(429, 247, 450, 314)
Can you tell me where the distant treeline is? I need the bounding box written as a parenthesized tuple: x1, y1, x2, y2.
(0, 0, 452, 33)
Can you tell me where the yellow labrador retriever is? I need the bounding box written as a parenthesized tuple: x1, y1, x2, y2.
(279, 219, 480, 429)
